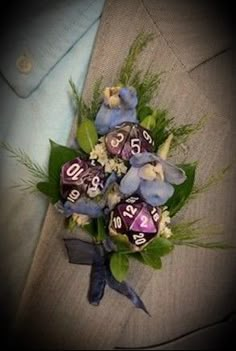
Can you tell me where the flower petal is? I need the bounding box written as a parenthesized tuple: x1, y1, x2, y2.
(119, 87, 138, 109)
(63, 197, 105, 218)
(95, 104, 137, 135)
(120, 167, 141, 195)
(103, 172, 117, 192)
(140, 180, 174, 206)
(160, 159, 186, 185)
(130, 152, 159, 167)
(112, 109, 138, 128)
(95, 105, 114, 135)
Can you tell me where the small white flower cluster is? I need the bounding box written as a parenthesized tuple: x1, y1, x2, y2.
(159, 207, 173, 238)
(72, 213, 90, 226)
(90, 138, 127, 176)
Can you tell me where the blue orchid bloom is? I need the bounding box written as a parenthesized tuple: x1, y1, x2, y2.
(58, 172, 117, 218)
(95, 86, 138, 135)
(120, 152, 186, 206)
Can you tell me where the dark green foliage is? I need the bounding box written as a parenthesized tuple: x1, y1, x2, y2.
(166, 163, 197, 217)
(37, 140, 79, 203)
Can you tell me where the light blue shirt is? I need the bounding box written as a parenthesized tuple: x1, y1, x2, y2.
(0, 0, 105, 321)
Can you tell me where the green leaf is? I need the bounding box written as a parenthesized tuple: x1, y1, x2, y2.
(140, 114, 156, 130)
(140, 252, 162, 269)
(36, 181, 59, 204)
(96, 217, 107, 242)
(166, 163, 197, 217)
(143, 237, 174, 257)
(67, 216, 78, 232)
(138, 106, 153, 122)
(37, 140, 79, 203)
(110, 253, 129, 282)
(129, 252, 146, 264)
(48, 140, 78, 184)
(83, 220, 97, 238)
(112, 234, 132, 253)
(76, 118, 98, 154)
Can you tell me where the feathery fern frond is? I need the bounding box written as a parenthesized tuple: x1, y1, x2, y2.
(89, 76, 103, 119)
(170, 221, 234, 250)
(10, 178, 38, 193)
(69, 77, 103, 122)
(170, 115, 207, 151)
(0, 142, 48, 180)
(191, 165, 231, 198)
(118, 32, 155, 86)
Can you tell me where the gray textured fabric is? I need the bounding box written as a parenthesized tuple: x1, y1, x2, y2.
(14, 1, 235, 349)
(189, 49, 233, 118)
(142, 0, 232, 71)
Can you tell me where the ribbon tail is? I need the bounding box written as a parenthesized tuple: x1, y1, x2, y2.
(88, 250, 106, 305)
(64, 239, 100, 265)
(105, 266, 150, 315)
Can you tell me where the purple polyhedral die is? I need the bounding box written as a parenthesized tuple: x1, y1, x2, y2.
(110, 196, 160, 249)
(60, 157, 107, 203)
(105, 122, 154, 161)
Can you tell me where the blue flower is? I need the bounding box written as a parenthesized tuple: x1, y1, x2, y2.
(62, 197, 105, 218)
(120, 152, 186, 206)
(95, 87, 138, 135)
(58, 172, 117, 218)
(119, 87, 138, 109)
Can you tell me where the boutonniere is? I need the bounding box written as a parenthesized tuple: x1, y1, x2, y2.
(1, 33, 234, 314)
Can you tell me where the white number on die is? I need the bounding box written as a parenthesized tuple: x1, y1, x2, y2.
(89, 175, 101, 191)
(113, 216, 122, 229)
(151, 208, 160, 222)
(131, 138, 141, 154)
(143, 130, 153, 144)
(140, 215, 148, 228)
(111, 133, 125, 148)
(132, 233, 147, 246)
(90, 159, 96, 166)
(126, 197, 139, 204)
(66, 163, 84, 181)
(67, 189, 80, 203)
(123, 205, 137, 218)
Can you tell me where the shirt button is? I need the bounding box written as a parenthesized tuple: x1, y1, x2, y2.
(16, 55, 32, 74)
